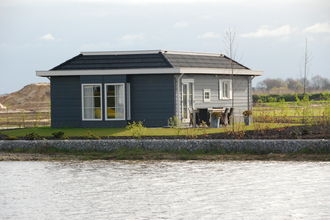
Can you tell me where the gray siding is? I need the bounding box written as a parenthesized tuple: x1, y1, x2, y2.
(51, 74, 175, 128)
(129, 74, 175, 127)
(176, 74, 251, 123)
(51, 76, 81, 127)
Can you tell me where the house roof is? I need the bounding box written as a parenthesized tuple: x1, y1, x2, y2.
(51, 50, 248, 71)
(37, 50, 262, 76)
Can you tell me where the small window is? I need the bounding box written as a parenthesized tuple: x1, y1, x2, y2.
(203, 89, 211, 102)
(105, 83, 125, 120)
(82, 84, 102, 120)
(219, 80, 232, 99)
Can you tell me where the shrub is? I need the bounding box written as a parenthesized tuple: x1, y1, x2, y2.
(242, 110, 252, 117)
(253, 92, 330, 103)
(168, 116, 181, 128)
(211, 112, 221, 118)
(24, 132, 42, 140)
(126, 121, 146, 139)
(51, 131, 65, 139)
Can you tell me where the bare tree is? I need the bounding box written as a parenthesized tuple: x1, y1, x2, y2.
(223, 28, 237, 130)
(303, 38, 312, 94)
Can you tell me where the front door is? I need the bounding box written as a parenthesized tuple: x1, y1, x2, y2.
(182, 81, 194, 123)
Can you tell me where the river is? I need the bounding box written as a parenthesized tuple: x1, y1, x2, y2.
(1, 161, 329, 219)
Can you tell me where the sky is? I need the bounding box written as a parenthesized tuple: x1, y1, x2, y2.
(0, 0, 329, 94)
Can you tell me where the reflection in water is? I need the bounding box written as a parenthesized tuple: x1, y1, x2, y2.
(0, 161, 330, 219)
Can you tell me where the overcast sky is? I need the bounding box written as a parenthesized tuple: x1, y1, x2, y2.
(0, 0, 329, 94)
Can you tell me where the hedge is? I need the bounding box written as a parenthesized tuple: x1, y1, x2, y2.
(253, 92, 330, 103)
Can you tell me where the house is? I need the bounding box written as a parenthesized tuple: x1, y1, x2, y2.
(36, 50, 262, 128)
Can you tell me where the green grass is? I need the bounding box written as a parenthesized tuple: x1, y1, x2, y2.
(0, 123, 297, 138)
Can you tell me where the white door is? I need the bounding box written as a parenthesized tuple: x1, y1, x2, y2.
(182, 81, 194, 123)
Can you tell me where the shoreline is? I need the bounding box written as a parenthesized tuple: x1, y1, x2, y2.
(1, 151, 329, 162)
(1, 139, 329, 161)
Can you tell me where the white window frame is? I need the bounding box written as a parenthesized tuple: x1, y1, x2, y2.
(81, 83, 103, 121)
(104, 83, 126, 121)
(203, 89, 211, 102)
(219, 79, 232, 100)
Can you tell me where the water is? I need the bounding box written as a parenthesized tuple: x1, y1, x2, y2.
(1, 161, 330, 219)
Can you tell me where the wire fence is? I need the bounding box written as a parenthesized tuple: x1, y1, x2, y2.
(0, 110, 50, 128)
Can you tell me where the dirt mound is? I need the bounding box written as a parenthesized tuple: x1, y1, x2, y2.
(0, 83, 50, 111)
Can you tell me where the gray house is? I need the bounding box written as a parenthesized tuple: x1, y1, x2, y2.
(37, 50, 262, 128)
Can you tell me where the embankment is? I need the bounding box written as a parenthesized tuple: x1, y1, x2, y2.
(0, 139, 329, 161)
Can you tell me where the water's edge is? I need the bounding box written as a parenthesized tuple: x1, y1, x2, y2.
(0, 139, 329, 161)
(0, 139, 329, 153)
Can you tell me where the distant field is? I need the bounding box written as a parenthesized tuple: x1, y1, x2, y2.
(253, 101, 330, 123)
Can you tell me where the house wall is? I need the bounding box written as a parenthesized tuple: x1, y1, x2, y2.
(128, 74, 175, 127)
(175, 74, 252, 123)
(50, 74, 175, 128)
(51, 76, 81, 128)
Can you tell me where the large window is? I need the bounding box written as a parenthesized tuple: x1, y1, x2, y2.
(82, 84, 102, 120)
(105, 83, 125, 120)
(219, 80, 232, 100)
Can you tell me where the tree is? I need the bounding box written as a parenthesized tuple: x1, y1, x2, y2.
(303, 38, 312, 94)
(310, 75, 330, 90)
(223, 28, 237, 129)
(287, 78, 303, 91)
(257, 78, 286, 91)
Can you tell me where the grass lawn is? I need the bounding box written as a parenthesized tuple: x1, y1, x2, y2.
(253, 101, 330, 118)
(0, 123, 299, 138)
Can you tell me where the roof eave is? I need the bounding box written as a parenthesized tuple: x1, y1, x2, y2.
(36, 67, 263, 77)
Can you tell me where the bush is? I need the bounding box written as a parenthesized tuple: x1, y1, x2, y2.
(126, 121, 146, 139)
(168, 116, 181, 128)
(24, 132, 42, 140)
(51, 131, 65, 139)
(211, 112, 222, 118)
(242, 110, 252, 117)
(253, 92, 330, 103)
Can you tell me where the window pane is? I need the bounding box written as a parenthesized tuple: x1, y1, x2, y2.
(93, 86, 101, 96)
(107, 85, 115, 96)
(107, 97, 115, 108)
(107, 107, 116, 118)
(183, 107, 188, 119)
(225, 83, 228, 98)
(83, 85, 102, 120)
(94, 97, 101, 107)
(116, 107, 125, 118)
(94, 107, 101, 119)
(84, 86, 94, 97)
(189, 83, 193, 107)
(84, 107, 94, 119)
(106, 84, 125, 119)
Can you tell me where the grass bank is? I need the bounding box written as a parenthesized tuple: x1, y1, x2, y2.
(1, 147, 329, 161)
(0, 123, 303, 139)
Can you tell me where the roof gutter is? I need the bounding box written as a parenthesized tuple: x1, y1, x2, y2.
(36, 68, 263, 77)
